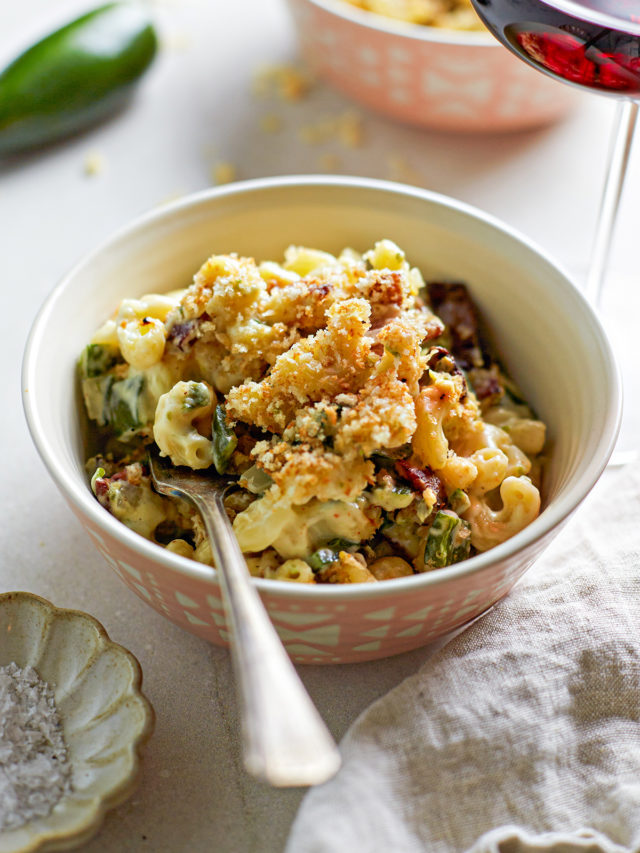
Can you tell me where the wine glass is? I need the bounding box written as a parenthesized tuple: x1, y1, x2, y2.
(469, 0, 639, 463)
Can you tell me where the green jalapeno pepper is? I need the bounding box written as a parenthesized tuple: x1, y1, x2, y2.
(0, 2, 158, 155)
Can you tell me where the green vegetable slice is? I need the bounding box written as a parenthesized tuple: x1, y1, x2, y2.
(326, 538, 359, 551)
(211, 405, 237, 474)
(241, 465, 274, 495)
(102, 373, 145, 436)
(182, 381, 211, 411)
(369, 485, 414, 511)
(79, 342, 120, 378)
(449, 488, 471, 515)
(90, 466, 106, 493)
(424, 510, 471, 569)
(307, 549, 338, 572)
(0, 2, 157, 154)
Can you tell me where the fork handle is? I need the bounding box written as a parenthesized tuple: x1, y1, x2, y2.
(191, 489, 341, 787)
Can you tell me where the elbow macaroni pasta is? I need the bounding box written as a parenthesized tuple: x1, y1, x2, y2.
(153, 381, 216, 469)
(463, 476, 541, 551)
(117, 316, 166, 370)
(114, 293, 182, 370)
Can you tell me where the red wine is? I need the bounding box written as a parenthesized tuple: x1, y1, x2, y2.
(471, 0, 640, 95)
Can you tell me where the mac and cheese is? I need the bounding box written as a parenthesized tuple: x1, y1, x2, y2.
(80, 240, 546, 584)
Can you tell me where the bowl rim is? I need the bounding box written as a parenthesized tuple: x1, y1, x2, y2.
(0, 590, 154, 853)
(22, 174, 621, 602)
(293, 0, 497, 47)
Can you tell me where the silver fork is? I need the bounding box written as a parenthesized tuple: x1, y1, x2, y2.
(148, 449, 341, 787)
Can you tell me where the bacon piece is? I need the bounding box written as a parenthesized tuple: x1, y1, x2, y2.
(167, 319, 201, 352)
(424, 346, 468, 401)
(94, 462, 146, 510)
(427, 282, 484, 369)
(467, 367, 503, 403)
(394, 460, 446, 508)
(94, 479, 109, 502)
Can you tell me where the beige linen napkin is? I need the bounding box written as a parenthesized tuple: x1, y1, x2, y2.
(286, 464, 640, 853)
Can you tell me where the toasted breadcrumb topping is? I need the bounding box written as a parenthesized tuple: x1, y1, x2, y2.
(164, 242, 459, 509)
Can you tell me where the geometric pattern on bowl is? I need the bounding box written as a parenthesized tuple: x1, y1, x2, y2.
(0, 592, 154, 853)
(286, 0, 576, 132)
(80, 513, 562, 664)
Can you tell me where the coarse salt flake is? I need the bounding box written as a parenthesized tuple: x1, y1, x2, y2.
(0, 663, 72, 831)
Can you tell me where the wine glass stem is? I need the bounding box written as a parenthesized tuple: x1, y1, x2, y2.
(586, 100, 639, 308)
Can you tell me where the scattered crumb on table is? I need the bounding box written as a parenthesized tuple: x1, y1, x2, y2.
(161, 31, 191, 52)
(260, 113, 284, 134)
(252, 63, 314, 101)
(83, 151, 105, 177)
(318, 153, 342, 171)
(211, 161, 237, 185)
(386, 154, 423, 184)
(298, 111, 364, 148)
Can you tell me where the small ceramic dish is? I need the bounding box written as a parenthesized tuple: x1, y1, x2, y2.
(284, 0, 577, 132)
(0, 591, 154, 853)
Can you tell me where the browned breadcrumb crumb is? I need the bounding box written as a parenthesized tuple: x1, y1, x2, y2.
(252, 64, 314, 101)
(337, 111, 364, 148)
(260, 113, 283, 133)
(319, 153, 342, 171)
(211, 162, 237, 185)
(83, 151, 105, 176)
(386, 154, 423, 185)
(298, 111, 364, 148)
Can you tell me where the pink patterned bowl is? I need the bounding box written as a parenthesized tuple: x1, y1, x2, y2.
(285, 0, 578, 132)
(22, 176, 619, 664)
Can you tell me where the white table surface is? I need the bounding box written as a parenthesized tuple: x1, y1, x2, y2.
(1, 1, 638, 851)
